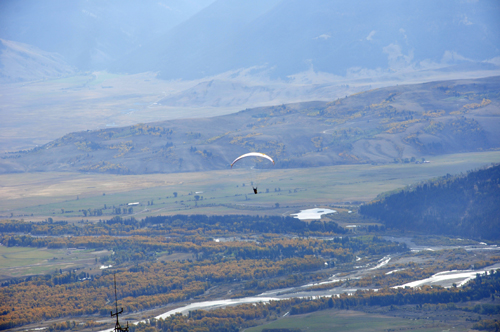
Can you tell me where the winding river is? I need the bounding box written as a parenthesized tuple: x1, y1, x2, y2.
(97, 238, 499, 331)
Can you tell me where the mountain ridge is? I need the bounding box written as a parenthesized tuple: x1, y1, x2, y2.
(2, 1, 499, 81)
(1, 76, 499, 174)
(116, 0, 500, 80)
(0, 39, 75, 83)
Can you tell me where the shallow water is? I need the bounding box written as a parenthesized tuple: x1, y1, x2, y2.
(140, 263, 500, 325)
(393, 263, 500, 288)
(144, 239, 500, 321)
(290, 208, 337, 220)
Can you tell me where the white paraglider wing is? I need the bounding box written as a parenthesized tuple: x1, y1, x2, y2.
(230, 152, 275, 168)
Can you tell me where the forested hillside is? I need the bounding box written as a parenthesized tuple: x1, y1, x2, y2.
(1, 76, 499, 174)
(359, 164, 500, 240)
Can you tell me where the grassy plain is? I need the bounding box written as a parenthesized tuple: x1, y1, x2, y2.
(1, 151, 499, 220)
(0, 246, 109, 280)
(245, 309, 454, 332)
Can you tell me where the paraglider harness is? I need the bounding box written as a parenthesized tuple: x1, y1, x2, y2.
(230, 152, 274, 196)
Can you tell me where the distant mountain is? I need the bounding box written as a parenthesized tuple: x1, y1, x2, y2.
(1, 76, 499, 174)
(156, 78, 357, 108)
(115, 0, 500, 80)
(359, 164, 500, 241)
(1, 0, 498, 81)
(0, 39, 74, 83)
(0, 0, 216, 71)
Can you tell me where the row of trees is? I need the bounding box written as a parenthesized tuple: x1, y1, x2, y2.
(0, 232, 407, 265)
(144, 214, 347, 235)
(0, 214, 350, 237)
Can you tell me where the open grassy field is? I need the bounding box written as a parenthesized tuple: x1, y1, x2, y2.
(0, 245, 109, 280)
(1, 151, 499, 220)
(244, 309, 456, 332)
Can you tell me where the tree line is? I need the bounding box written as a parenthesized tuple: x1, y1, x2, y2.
(0, 214, 347, 237)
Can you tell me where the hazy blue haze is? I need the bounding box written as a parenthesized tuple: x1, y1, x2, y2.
(0, 0, 216, 70)
(1, 0, 499, 80)
(118, 0, 500, 79)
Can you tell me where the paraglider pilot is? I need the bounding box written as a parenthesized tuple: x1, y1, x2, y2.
(230, 152, 275, 196)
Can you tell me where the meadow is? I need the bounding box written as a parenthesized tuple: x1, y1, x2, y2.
(0, 245, 109, 280)
(244, 308, 473, 332)
(1, 150, 499, 221)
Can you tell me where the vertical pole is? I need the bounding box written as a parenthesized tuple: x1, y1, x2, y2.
(114, 273, 118, 319)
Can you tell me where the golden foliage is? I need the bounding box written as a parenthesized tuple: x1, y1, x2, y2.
(423, 110, 446, 117)
(79, 161, 129, 173)
(311, 136, 323, 149)
(109, 141, 133, 158)
(451, 98, 492, 115)
(423, 120, 445, 134)
(402, 134, 423, 147)
(229, 133, 262, 145)
(370, 93, 399, 109)
(338, 152, 360, 162)
(74, 141, 96, 152)
(384, 119, 423, 134)
(462, 98, 491, 110)
(205, 131, 232, 144)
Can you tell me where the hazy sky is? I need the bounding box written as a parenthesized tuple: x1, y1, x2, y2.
(1, 0, 499, 80)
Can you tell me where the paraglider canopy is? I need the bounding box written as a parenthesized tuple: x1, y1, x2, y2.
(230, 152, 275, 168)
(230, 152, 275, 194)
